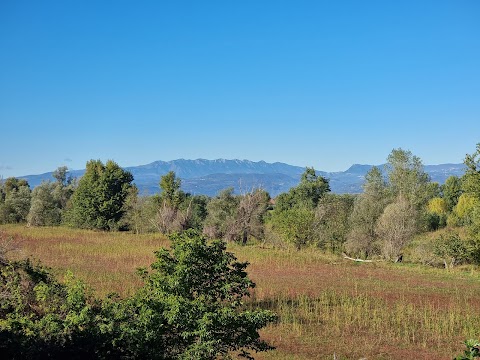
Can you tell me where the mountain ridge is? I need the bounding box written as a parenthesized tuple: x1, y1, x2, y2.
(19, 159, 466, 197)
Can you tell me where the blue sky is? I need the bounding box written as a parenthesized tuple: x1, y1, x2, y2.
(1, 0, 479, 177)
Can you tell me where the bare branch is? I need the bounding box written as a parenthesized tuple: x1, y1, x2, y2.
(342, 253, 375, 263)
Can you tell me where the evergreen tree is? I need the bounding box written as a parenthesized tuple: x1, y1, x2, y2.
(65, 160, 134, 230)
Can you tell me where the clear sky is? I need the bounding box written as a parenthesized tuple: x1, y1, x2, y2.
(1, 0, 479, 177)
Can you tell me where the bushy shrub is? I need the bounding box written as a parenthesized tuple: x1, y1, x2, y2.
(454, 339, 480, 360)
(0, 260, 107, 359)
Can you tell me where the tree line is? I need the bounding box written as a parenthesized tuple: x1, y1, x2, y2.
(1, 145, 480, 267)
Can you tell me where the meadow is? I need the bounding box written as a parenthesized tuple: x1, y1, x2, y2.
(1, 224, 479, 360)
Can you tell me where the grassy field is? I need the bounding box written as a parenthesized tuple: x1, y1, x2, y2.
(1, 224, 479, 359)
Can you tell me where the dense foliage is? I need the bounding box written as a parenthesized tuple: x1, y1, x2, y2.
(0, 259, 105, 359)
(454, 340, 480, 360)
(27, 166, 75, 226)
(64, 160, 134, 230)
(0, 178, 31, 224)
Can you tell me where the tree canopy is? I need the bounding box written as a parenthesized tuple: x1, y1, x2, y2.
(0, 178, 31, 224)
(275, 167, 330, 211)
(159, 171, 185, 208)
(65, 160, 134, 230)
(386, 148, 431, 209)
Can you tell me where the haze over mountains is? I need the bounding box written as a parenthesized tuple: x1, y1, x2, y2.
(20, 159, 466, 197)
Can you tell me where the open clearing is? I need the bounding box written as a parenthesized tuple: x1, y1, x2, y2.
(2, 224, 479, 359)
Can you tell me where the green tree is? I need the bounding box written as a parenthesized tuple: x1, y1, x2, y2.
(0, 178, 31, 224)
(117, 231, 276, 359)
(52, 165, 72, 186)
(159, 171, 184, 208)
(65, 160, 134, 230)
(380, 149, 433, 245)
(52, 166, 76, 210)
(203, 188, 239, 240)
(269, 168, 330, 249)
(296, 167, 331, 209)
(270, 206, 317, 250)
(463, 143, 480, 200)
(458, 144, 480, 258)
(442, 175, 463, 211)
(27, 167, 76, 227)
(433, 232, 472, 269)
(315, 194, 355, 253)
(345, 167, 389, 258)
(425, 197, 448, 230)
(449, 194, 479, 227)
(27, 182, 61, 226)
(183, 194, 209, 231)
(2, 177, 29, 195)
(428, 197, 448, 216)
(150, 171, 206, 234)
(386, 148, 431, 209)
(275, 168, 330, 211)
(120, 187, 158, 234)
(203, 188, 269, 244)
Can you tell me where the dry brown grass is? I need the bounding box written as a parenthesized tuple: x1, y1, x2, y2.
(1, 224, 168, 296)
(1, 224, 479, 359)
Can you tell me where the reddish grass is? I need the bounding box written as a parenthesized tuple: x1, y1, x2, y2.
(2, 224, 479, 359)
(248, 261, 480, 311)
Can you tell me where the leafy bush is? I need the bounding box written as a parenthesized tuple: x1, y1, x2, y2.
(433, 232, 474, 269)
(454, 339, 480, 360)
(270, 207, 317, 249)
(424, 211, 447, 231)
(0, 260, 107, 359)
(118, 230, 277, 359)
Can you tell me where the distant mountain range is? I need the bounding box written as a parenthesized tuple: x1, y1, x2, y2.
(20, 159, 466, 197)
